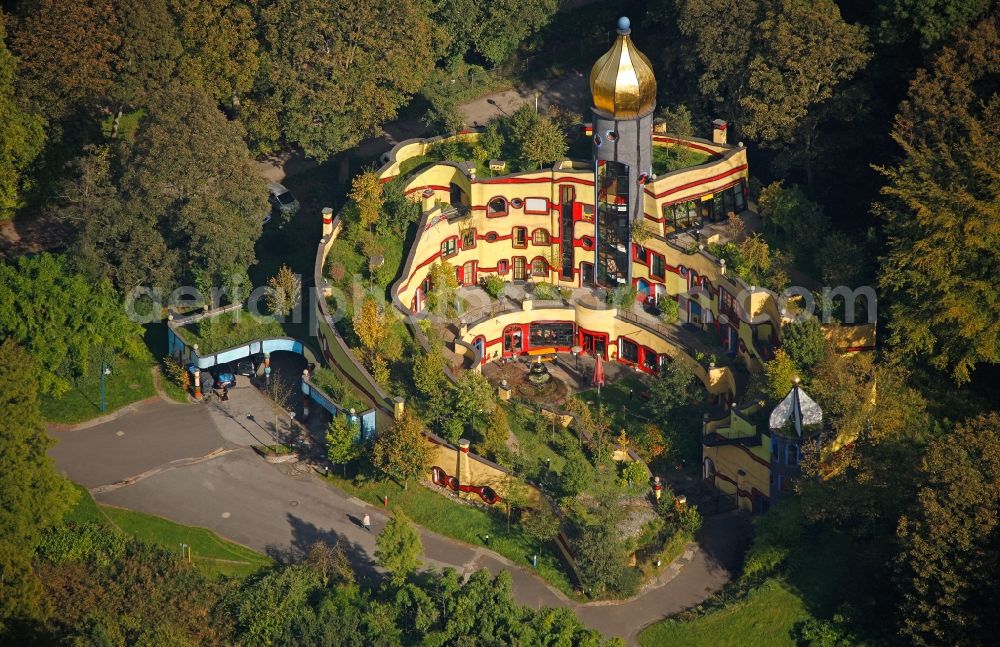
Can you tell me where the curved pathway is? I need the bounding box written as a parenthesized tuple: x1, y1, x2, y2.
(48, 388, 749, 645)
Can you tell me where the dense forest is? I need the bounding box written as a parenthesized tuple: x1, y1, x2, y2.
(1, 0, 999, 645)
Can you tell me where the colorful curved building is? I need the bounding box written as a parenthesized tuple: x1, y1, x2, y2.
(319, 17, 869, 512)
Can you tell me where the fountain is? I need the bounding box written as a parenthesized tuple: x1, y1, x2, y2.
(511, 356, 568, 403)
(526, 357, 553, 389)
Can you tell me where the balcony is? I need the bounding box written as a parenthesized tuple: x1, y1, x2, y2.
(702, 426, 761, 448)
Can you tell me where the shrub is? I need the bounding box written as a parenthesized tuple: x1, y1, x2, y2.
(532, 282, 560, 300)
(482, 274, 506, 299)
(609, 285, 638, 310)
(162, 355, 190, 392)
(658, 296, 680, 323)
(618, 460, 649, 495)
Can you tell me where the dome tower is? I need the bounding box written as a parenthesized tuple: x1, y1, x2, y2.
(590, 16, 656, 288)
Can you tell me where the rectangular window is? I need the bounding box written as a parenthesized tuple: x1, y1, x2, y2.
(720, 289, 737, 321)
(529, 322, 574, 348)
(633, 244, 648, 264)
(497, 259, 509, 274)
(619, 338, 639, 363)
(513, 257, 526, 280)
(462, 228, 476, 249)
(441, 237, 457, 258)
(733, 182, 746, 212)
(531, 258, 548, 276)
(650, 253, 665, 279)
(524, 197, 548, 214)
(642, 347, 657, 371)
(787, 444, 799, 467)
(513, 227, 527, 248)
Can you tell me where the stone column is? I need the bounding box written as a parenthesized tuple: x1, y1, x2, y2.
(457, 439, 472, 499)
(322, 207, 334, 238)
(193, 367, 201, 399)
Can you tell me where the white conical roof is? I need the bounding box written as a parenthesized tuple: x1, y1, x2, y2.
(769, 382, 822, 437)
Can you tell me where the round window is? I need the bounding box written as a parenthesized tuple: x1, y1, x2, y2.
(510, 198, 524, 209)
(606, 130, 619, 142)
(485, 232, 499, 243)
(581, 236, 594, 249)
(593, 135, 602, 147)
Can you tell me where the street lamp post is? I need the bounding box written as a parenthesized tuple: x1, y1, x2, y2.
(288, 411, 296, 445)
(99, 363, 112, 413)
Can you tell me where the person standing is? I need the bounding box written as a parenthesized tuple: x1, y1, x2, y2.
(362, 513, 371, 532)
(221, 385, 229, 402)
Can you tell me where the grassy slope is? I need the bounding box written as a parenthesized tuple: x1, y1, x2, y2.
(323, 473, 577, 597)
(40, 353, 156, 424)
(638, 579, 811, 647)
(67, 485, 271, 578)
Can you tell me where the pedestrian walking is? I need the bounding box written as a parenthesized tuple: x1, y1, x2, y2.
(221, 386, 229, 402)
(362, 513, 371, 532)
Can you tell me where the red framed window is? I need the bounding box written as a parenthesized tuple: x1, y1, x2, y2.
(531, 257, 548, 277)
(461, 228, 476, 249)
(497, 259, 509, 275)
(513, 256, 527, 280)
(441, 236, 458, 259)
(487, 197, 507, 218)
(532, 228, 550, 245)
(513, 227, 527, 249)
(523, 197, 549, 214)
(649, 251, 665, 279)
(633, 244, 648, 264)
(580, 236, 594, 250)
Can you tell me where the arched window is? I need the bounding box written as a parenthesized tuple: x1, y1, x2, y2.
(487, 197, 507, 217)
(532, 229, 550, 245)
(531, 258, 548, 277)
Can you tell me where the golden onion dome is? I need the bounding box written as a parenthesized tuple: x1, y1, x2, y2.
(590, 17, 657, 119)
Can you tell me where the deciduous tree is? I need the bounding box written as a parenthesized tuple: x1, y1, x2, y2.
(520, 116, 567, 169)
(373, 409, 430, 490)
(259, 0, 435, 160)
(0, 254, 145, 397)
(168, 0, 259, 106)
(326, 415, 361, 476)
(125, 84, 268, 287)
(0, 340, 77, 624)
(349, 170, 383, 233)
(874, 17, 1000, 384)
(781, 317, 826, 369)
(10, 0, 120, 117)
(896, 414, 1000, 646)
(266, 265, 302, 317)
(376, 509, 422, 585)
(0, 13, 45, 220)
(764, 349, 798, 403)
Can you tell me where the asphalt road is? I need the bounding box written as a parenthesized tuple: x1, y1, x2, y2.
(48, 392, 748, 644)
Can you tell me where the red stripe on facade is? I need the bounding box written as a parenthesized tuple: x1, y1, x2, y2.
(405, 184, 451, 196)
(652, 136, 721, 157)
(644, 164, 748, 200)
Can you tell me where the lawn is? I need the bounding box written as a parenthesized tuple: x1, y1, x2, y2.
(322, 472, 578, 597)
(638, 578, 811, 647)
(176, 308, 286, 354)
(652, 145, 715, 175)
(66, 486, 272, 579)
(40, 353, 156, 424)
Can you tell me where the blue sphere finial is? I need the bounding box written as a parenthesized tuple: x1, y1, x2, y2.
(617, 16, 631, 33)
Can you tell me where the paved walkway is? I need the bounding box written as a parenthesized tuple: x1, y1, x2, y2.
(48, 394, 748, 645)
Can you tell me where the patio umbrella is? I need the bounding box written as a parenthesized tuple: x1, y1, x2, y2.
(593, 353, 606, 396)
